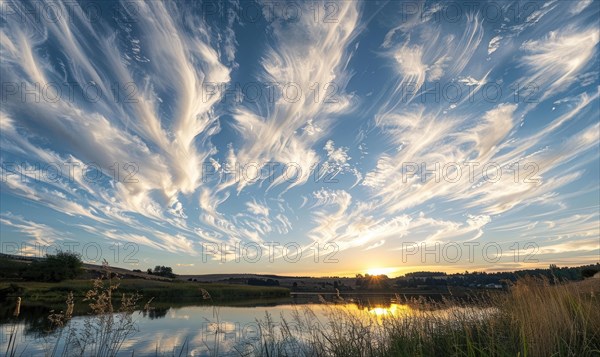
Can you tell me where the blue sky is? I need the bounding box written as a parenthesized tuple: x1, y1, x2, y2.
(1, 0, 599, 276)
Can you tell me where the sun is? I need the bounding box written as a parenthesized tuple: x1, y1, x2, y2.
(365, 267, 397, 276)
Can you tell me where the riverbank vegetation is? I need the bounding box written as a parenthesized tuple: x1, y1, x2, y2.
(3, 260, 599, 356)
(0, 278, 290, 305)
(0, 252, 83, 282)
(0, 253, 290, 304)
(247, 277, 600, 356)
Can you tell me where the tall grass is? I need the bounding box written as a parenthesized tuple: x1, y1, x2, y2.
(39, 260, 148, 357)
(7, 275, 599, 356)
(502, 277, 600, 356)
(4, 297, 23, 357)
(240, 277, 600, 357)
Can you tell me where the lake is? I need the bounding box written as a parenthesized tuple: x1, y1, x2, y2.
(1, 294, 494, 356)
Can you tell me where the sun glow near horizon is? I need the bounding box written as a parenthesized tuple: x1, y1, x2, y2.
(365, 267, 399, 276)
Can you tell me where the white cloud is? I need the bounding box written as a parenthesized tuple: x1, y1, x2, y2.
(487, 36, 502, 55)
(246, 200, 270, 217)
(0, 1, 232, 223)
(569, 0, 593, 15)
(520, 26, 599, 100)
(227, 1, 361, 193)
(0, 213, 62, 248)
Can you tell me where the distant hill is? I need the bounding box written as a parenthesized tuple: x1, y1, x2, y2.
(0, 253, 171, 282)
(2, 253, 598, 293)
(178, 273, 310, 282)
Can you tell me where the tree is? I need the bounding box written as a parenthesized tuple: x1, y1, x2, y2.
(247, 278, 279, 286)
(23, 251, 83, 282)
(150, 265, 175, 278)
(582, 268, 599, 278)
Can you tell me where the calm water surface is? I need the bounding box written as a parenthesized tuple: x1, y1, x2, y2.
(1, 295, 492, 356)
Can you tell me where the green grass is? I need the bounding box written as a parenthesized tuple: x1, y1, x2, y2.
(0, 258, 29, 280)
(0, 279, 290, 304)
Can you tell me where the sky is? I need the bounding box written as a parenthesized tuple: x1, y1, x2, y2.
(0, 0, 599, 277)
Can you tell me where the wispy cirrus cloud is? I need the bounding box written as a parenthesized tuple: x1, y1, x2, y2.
(0, 0, 598, 272)
(519, 26, 599, 100)
(224, 1, 361, 193)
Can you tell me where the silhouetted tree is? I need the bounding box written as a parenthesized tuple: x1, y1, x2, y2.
(151, 265, 175, 278)
(23, 251, 83, 282)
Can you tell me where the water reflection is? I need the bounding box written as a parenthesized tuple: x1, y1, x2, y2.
(1, 296, 491, 356)
(366, 303, 411, 317)
(141, 306, 170, 320)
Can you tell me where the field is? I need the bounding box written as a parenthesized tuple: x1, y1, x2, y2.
(0, 256, 290, 306)
(0, 279, 290, 304)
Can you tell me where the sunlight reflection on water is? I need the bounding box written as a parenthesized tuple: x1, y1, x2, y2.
(1, 299, 495, 356)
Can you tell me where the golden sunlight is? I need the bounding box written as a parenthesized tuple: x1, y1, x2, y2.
(367, 304, 411, 317)
(365, 267, 397, 276)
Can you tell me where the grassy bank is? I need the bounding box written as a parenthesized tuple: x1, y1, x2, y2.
(0, 279, 290, 304)
(247, 277, 600, 356)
